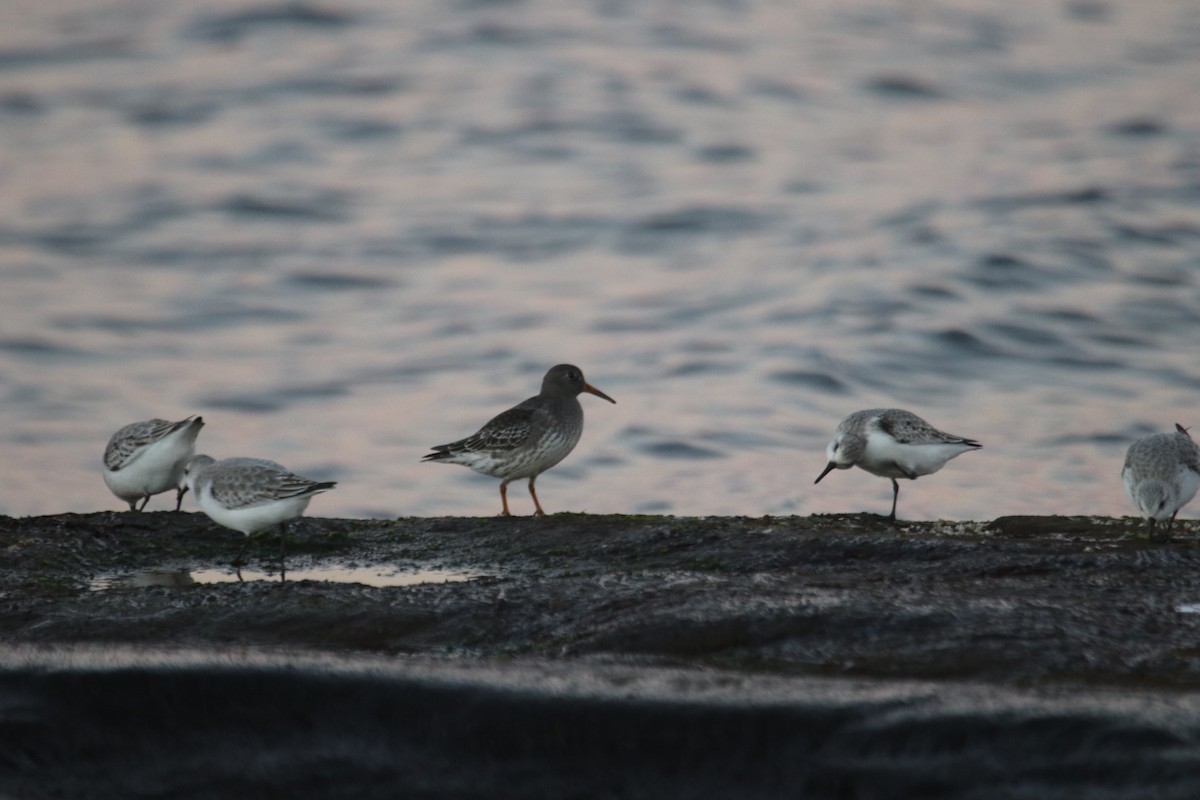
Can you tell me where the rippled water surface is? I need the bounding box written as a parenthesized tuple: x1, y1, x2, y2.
(2, 0, 1200, 520)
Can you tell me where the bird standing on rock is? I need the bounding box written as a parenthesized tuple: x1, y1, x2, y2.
(814, 408, 981, 521)
(184, 454, 336, 572)
(103, 416, 205, 512)
(422, 364, 616, 516)
(1122, 423, 1200, 542)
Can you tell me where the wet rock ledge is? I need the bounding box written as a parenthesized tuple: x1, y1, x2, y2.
(7, 512, 1200, 799)
(1, 511, 1197, 688)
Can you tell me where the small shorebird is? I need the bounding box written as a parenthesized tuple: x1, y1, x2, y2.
(184, 454, 336, 572)
(103, 416, 205, 511)
(1122, 424, 1200, 542)
(814, 408, 981, 520)
(422, 364, 616, 516)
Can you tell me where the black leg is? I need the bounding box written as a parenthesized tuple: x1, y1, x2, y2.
(174, 485, 188, 512)
(137, 495, 150, 512)
(888, 478, 900, 521)
(234, 536, 251, 567)
(278, 522, 288, 583)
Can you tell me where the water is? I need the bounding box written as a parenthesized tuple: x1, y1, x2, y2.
(90, 565, 488, 590)
(2, 0, 1199, 522)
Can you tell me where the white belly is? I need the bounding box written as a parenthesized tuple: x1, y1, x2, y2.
(461, 430, 580, 480)
(199, 489, 312, 535)
(103, 441, 190, 501)
(1175, 467, 1200, 514)
(860, 436, 974, 480)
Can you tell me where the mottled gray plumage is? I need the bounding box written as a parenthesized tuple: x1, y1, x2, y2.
(875, 409, 977, 447)
(102, 415, 204, 511)
(184, 454, 337, 574)
(193, 456, 336, 511)
(422, 364, 615, 516)
(815, 408, 981, 520)
(1122, 424, 1200, 542)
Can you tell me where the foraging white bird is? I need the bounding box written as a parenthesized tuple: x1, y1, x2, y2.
(103, 416, 205, 511)
(815, 408, 981, 520)
(1122, 424, 1200, 542)
(184, 454, 336, 570)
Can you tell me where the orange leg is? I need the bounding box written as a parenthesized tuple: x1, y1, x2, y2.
(528, 476, 546, 517)
(499, 481, 512, 516)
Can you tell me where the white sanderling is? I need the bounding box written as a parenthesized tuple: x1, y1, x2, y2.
(184, 454, 336, 572)
(814, 408, 982, 520)
(103, 416, 205, 512)
(1122, 423, 1200, 542)
(422, 364, 615, 516)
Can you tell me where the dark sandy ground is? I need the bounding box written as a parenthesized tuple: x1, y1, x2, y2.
(4, 511, 1200, 798)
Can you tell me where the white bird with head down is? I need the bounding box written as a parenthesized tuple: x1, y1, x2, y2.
(814, 408, 981, 521)
(184, 454, 336, 572)
(1122, 423, 1200, 542)
(103, 416, 205, 512)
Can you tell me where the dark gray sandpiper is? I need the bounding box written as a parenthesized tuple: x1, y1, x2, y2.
(422, 364, 616, 516)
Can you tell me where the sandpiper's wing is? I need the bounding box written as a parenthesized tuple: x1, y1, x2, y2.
(205, 458, 336, 509)
(1175, 426, 1200, 475)
(878, 409, 980, 447)
(104, 418, 193, 470)
(424, 399, 545, 459)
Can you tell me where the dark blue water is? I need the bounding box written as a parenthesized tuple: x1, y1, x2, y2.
(1, 0, 1199, 520)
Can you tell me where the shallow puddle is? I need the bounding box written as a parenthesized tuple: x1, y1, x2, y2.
(91, 565, 490, 590)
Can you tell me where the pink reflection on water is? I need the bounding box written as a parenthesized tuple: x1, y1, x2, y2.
(0, 0, 1197, 526)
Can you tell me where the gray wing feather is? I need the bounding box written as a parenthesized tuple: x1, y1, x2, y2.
(1179, 435, 1200, 475)
(426, 400, 542, 458)
(104, 418, 184, 470)
(878, 409, 980, 447)
(207, 458, 335, 508)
